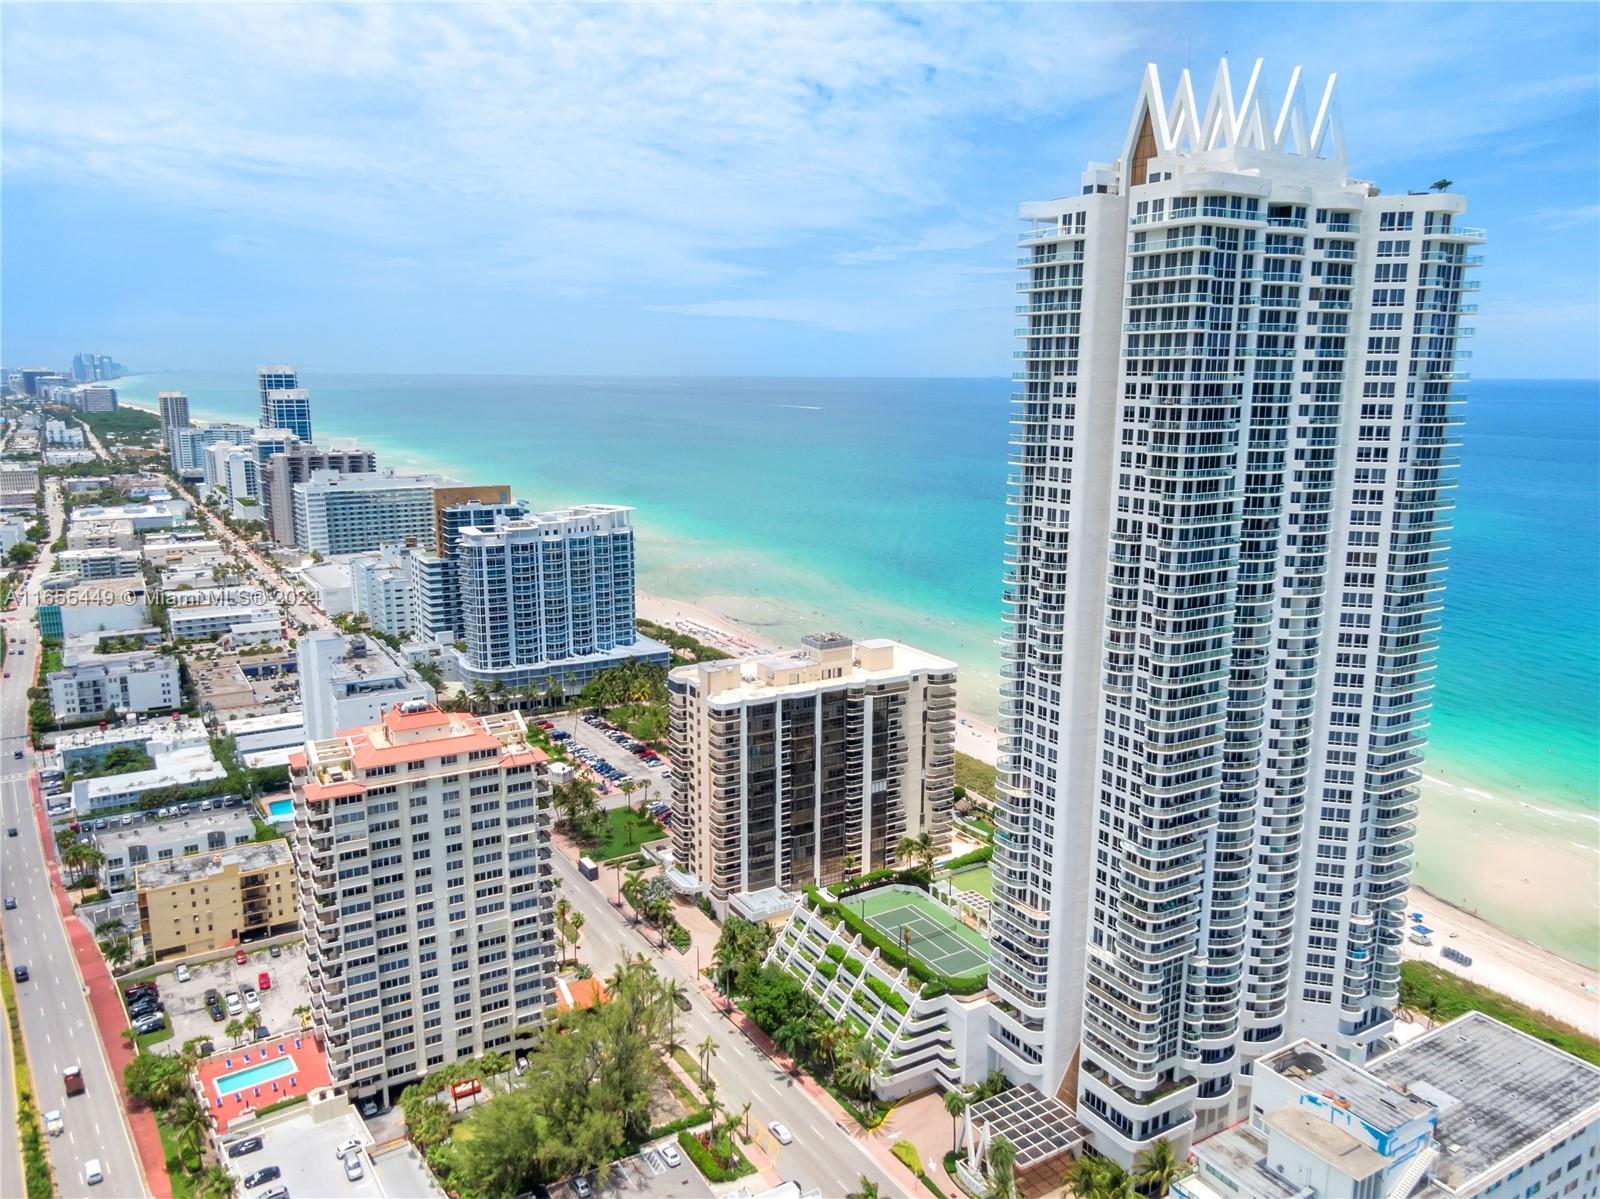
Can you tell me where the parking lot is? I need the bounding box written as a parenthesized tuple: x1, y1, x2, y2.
(550, 1143, 715, 1199)
(146, 940, 310, 1054)
(220, 1106, 380, 1199)
(544, 713, 670, 806)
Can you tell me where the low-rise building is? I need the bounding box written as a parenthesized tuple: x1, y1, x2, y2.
(294, 560, 355, 615)
(0, 514, 30, 552)
(37, 578, 149, 638)
(47, 650, 180, 719)
(0, 458, 40, 510)
(67, 518, 137, 550)
(49, 714, 210, 772)
(1175, 1013, 1600, 1199)
(72, 743, 226, 814)
(70, 500, 190, 533)
(93, 807, 255, 891)
(169, 604, 283, 642)
(137, 839, 296, 960)
(297, 630, 434, 741)
(53, 547, 142, 580)
(669, 633, 958, 910)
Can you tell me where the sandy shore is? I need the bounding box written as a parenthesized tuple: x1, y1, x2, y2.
(637, 588, 1599, 1035)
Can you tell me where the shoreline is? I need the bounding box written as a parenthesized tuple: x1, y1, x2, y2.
(635, 587, 1600, 1029)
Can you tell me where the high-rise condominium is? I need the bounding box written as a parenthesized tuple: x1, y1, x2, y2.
(989, 60, 1478, 1162)
(668, 634, 957, 912)
(158, 391, 191, 468)
(257, 365, 313, 442)
(291, 703, 558, 1102)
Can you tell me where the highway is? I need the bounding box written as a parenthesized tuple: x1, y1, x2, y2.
(551, 845, 902, 1199)
(0, 480, 147, 1197)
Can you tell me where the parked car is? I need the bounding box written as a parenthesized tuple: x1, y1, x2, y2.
(255, 1187, 289, 1199)
(342, 1154, 364, 1182)
(134, 1015, 167, 1035)
(243, 1166, 281, 1188)
(226, 1136, 263, 1158)
(235, 947, 247, 965)
(243, 987, 260, 1013)
(658, 1143, 681, 1168)
(572, 1176, 592, 1199)
(258, 970, 271, 991)
(254, 1024, 270, 1041)
(125, 982, 157, 999)
(225, 992, 242, 1016)
(269, 943, 281, 958)
(175, 964, 191, 983)
(334, 1138, 363, 1159)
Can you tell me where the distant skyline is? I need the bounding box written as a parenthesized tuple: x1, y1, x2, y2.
(3, 2, 1597, 378)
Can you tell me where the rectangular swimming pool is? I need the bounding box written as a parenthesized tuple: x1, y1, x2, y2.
(267, 798, 294, 822)
(213, 1055, 297, 1094)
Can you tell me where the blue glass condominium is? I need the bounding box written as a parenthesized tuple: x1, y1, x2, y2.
(257, 364, 313, 442)
(454, 504, 669, 690)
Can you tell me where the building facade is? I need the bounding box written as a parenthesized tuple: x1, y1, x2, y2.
(137, 840, 296, 960)
(987, 60, 1480, 1162)
(47, 651, 180, 719)
(352, 547, 417, 638)
(290, 704, 559, 1100)
(669, 634, 957, 910)
(257, 365, 313, 442)
(0, 459, 40, 510)
(298, 630, 436, 740)
(262, 444, 378, 544)
(159, 391, 191, 469)
(291, 470, 441, 555)
(173, 423, 253, 478)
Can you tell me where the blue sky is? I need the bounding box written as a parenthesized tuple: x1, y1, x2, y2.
(3, 2, 1596, 378)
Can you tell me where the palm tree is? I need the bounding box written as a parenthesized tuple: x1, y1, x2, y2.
(1431, 178, 1454, 192)
(1069, 1154, 1106, 1199)
(621, 871, 643, 925)
(662, 980, 690, 1050)
(568, 911, 585, 965)
(896, 836, 920, 870)
(293, 1003, 311, 1030)
(840, 1038, 884, 1100)
(738, 1099, 752, 1139)
(841, 853, 858, 881)
(696, 1034, 719, 1090)
(1097, 1160, 1140, 1199)
(198, 1163, 237, 1198)
(94, 916, 125, 939)
(846, 1177, 882, 1199)
(944, 1089, 969, 1152)
(553, 898, 572, 966)
(225, 1018, 244, 1047)
(985, 1135, 1017, 1199)
(168, 1093, 210, 1166)
(102, 938, 133, 971)
(243, 1012, 261, 1038)
(915, 830, 937, 872)
(1135, 1138, 1188, 1197)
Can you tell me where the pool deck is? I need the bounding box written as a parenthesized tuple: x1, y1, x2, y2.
(195, 1032, 332, 1132)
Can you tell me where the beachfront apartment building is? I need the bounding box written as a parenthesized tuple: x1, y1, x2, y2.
(668, 633, 957, 911)
(137, 840, 296, 961)
(352, 547, 417, 638)
(290, 470, 442, 556)
(258, 365, 313, 442)
(159, 391, 191, 468)
(71, 385, 119, 413)
(204, 442, 263, 520)
(289, 703, 559, 1102)
(173, 423, 253, 478)
(261, 444, 378, 544)
(986, 59, 1479, 1164)
(453, 503, 670, 689)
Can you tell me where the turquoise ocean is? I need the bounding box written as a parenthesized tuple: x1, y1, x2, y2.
(113, 373, 1600, 963)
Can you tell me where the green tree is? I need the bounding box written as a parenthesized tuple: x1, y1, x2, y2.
(840, 1037, 884, 1100)
(293, 1003, 311, 1029)
(846, 1178, 882, 1199)
(198, 1163, 237, 1198)
(1135, 1139, 1188, 1197)
(944, 1088, 969, 1152)
(1431, 178, 1454, 191)
(554, 897, 572, 966)
(985, 1135, 1017, 1199)
(125, 1051, 188, 1108)
(697, 1034, 719, 1090)
(168, 1093, 211, 1165)
(225, 1018, 244, 1047)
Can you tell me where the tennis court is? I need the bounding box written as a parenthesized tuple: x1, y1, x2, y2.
(848, 885, 989, 980)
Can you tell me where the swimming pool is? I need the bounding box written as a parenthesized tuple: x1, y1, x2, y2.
(267, 798, 294, 822)
(213, 1055, 297, 1094)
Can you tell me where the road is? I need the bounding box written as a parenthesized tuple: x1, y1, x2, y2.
(0, 480, 147, 1197)
(551, 847, 901, 1199)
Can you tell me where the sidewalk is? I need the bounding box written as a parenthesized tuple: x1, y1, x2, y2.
(31, 772, 172, 1199)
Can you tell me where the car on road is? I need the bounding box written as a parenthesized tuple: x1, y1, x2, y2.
(658, 1143, 682, 1168)
(768, 1120, 794, 1146)
(342, 1153, 364, 1181)
(673, 990, 691, 1012)
(334, 1138, 363, 1159)
(6, 827, 16, 837)
(4, 896, 14, 910)
(43, 1109, 62, 1136)
(175, 963, 191, 983)
(83, 1159, 104, 1186)
(13, 964, 28, 982)
(243, 1166, 281, 1188)
(63, 1066, 84, 1095)
(227, 1136, 264, 1158)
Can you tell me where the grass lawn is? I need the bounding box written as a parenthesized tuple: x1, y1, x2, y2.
(947, 864, 993, 900)
(1401, 961, 1600, 1065)
(954, 752, 996, 800)
(849, 886, 990, 981)
(585, 807, 666, 862)
(134, 1023, 175, 1053)
(154, 1109, 200, 1199)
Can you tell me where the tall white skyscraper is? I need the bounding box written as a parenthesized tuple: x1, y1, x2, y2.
(257, 365, 313, 442)
(158, 391, 191, 469)
(989, 60, 1479, 1163)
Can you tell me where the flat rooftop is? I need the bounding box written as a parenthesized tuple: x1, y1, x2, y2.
(1187, 1124, 1301, 1199)
(676, 634, 958, 705)
(1369, 1011, 1600, 1191)
(95, 808, 255, 856)
(136, 838, 291, 889)
(1264, 1107, 1386, 1180)
(1261, 1042, 1433, 1134)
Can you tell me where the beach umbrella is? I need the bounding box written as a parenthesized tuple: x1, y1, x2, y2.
(1410, 911, 1424, 921)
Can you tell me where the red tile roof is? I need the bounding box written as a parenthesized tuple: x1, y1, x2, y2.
(381, 704, 452, 733)
(555, 977, 610, 1012)
(302, 779, 366, 804)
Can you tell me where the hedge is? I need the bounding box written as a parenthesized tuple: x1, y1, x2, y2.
(942, 844, 993, 873)
(2, 960, 53, 1198)
(841, 955, 864, 977)
(1401, 961, 1600, 1065)
(864, 974, 909, 1015)
(805, 886, 988, 996)
(814, 959, 838, 981)
(677, 1130, 755, 1183)
(825, 943, 847, 963)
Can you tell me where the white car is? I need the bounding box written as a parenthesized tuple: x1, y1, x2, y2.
(658, 1143, 682, 1168)
(84, 1159, 104, 1186)
(225, 992, 242, 1016)
(768, 1120, 794, 1146)
(343, 1153, 365, 1182)
(44, 1109, 62, 1136)
(335, 1138, 364, 1159)
(174, 964, 191, 983)
(243, 987, 260, 1013)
